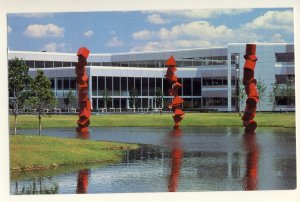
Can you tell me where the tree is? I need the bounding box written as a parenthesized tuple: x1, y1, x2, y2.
(66, 90, 76, 109)
(25, 70, 57, 136)
(8, 58, 31, 135)
(238, 80, 246, 117)
(285, 76, 295, 107)
(102, 88, 111, 109)
(155, 87, 163, 109)
(268, 83, 284, 111)
(129, 87, 138, 112)
(256, 78, 267, 112)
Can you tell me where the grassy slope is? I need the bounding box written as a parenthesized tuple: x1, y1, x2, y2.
(9, 112, 295, 129)
(10, 135, 139, 172)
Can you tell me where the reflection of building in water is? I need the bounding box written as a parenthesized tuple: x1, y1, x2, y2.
(8, 43, 294, 112)
(13, 178, 59, 194)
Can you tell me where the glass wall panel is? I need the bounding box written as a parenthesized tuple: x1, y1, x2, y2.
(92, 76, 97, 96)
(92, 98, 97, 110)
(35, 61, 44, 68)
(183, 78, 192, 96)
(149, 78, 155, 96)
(121, 77, 128, 96)
(98, 76, 105, 95)
(25, 60, 35, 68)
(70, 78, 76, 90)
(135, 78, 141, 96)
(113, 77, 120, 96)
(163, 78, 169, 96)
(57, 78, 63, 90)
(155, 78, 162, 93)
(114, 98, 120, 108)
(106, 77, 112, 96)
(128, 77, 134, 94)
(98, 98, 104, 108)
(193, 78, 201, 96)
(45, 61, 53, 68)
(54, 61, 63, 67)
(121, 98, 127, 109)
(142, 78, 148, 96)
(193, 98, 201, 108)
(63, 62, 72, 67)
(63, 77, 69, 89)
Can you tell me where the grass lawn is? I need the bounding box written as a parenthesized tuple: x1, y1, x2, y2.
(10, 135, 139, 172)
(9, 112, 295, 129)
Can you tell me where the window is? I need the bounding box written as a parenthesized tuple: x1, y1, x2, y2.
(275, 53, 294, 63)
(113, 77, 120, 96)
(64, 77, 69, 90)
(45, 61, 53, 68)
(70, 78, 76, 90)
(98, 77, 105, 95)
(183, 78, 192, 96)
(35, 61, 44, 68)
(25, 60, 35, 68)
(92, 76, 97, 96)
(106, 77, 112, 96)
(193, 78, 201, 96)
(121, 77, 127, 96)
(54, 61, 63, 67)
(142, 78, 148, 96)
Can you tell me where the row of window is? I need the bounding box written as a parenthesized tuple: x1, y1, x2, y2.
(9, 55, 228, 69)
(90, 97, 233, 109)
(275, 53, 294, 63)
(91, 76, 202, 97)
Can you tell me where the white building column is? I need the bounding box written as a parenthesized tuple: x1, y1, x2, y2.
(227, 52, 232, 112)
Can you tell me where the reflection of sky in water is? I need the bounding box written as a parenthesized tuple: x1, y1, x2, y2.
(11, 127, 296, 194)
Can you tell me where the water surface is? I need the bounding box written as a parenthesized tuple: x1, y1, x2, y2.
(11, 127, 296, 194)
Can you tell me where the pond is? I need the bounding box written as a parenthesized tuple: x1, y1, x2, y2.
(10, 127, 296, 194)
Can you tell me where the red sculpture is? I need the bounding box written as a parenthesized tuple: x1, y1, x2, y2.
(165, 56, 185, 129)
(242, 44, 259, 133)
(76, 47, 91, 134)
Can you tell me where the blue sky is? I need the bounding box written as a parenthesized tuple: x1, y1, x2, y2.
(7, 8, 294, 53)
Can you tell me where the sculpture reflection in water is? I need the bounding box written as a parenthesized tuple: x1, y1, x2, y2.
(76, 169, 90, 194)
(166, 129, 183, 192)
(243, 129, 260, 191)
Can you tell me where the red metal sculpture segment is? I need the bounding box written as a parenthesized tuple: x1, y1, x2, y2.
(76, 47, 91, 133)
(165, 56, 184, 129)
(242, 44, 259, 132)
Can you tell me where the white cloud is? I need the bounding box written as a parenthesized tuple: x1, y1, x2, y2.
(143, 9, 253, 19)
(132, 29, 153, 40)
(131, 10, 293, 51)
(12, 13, 53, 18)
(147, 14, 169, 24)
(83, 30, 94, 38)
(42, 43, 71, 52)
(23, 24, 64, 38)
(105, 37, 124, 47)
(243, 10, 293, 32)
(8, 26, 12, 33)
(270, 33, 285, 43)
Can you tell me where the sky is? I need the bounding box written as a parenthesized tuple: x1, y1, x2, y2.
(7, 8, 294, 53)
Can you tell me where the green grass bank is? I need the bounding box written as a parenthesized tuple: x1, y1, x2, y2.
(10, 112, 295, 129)
(10, 135, 139, 172)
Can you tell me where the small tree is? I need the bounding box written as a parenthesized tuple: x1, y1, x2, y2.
(155, 87, 163, 109)
(66, 90, 76, 109)
(8, 58, 31, 135)
(26, 70, 57, 135)
(102, 88, 111, 109)
(285, 76, 295, 107)
(129, 87, 138, 112)
(238, 80, 246, 117)
(268, 83, 284, 112)
(256, 78, 267, 112)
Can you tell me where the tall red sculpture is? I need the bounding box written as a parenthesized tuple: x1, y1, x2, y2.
(76, 47, 91, 134)
(242, 44, 259, 133)
(165, 56, 185, 129)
